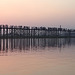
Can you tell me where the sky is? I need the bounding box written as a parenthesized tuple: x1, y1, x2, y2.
(0, 0, 75, 28)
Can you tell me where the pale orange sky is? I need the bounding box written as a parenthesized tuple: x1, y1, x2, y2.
(0, 0, 75, 28)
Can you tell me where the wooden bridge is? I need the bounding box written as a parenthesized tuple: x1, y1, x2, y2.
(0, 25, 75, 38)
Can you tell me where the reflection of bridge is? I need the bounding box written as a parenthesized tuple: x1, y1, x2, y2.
(0, 38, 74, 53)
(0, 25, 75, 38)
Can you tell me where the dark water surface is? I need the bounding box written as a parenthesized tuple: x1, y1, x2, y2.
(0, 38, 75, 75)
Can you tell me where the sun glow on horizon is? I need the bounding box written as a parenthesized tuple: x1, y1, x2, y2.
(0, 0, 75, 28)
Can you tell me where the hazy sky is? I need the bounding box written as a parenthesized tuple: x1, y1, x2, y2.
(0, 0, 75, 28)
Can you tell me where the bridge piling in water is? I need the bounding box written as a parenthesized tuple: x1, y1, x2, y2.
(0, 25, 75, 38)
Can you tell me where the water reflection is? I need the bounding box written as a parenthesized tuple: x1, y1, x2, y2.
(0, 38, 75, 54)
(0, 38, 75, 75)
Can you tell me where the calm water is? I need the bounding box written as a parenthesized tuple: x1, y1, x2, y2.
(0, 38, 75, 75)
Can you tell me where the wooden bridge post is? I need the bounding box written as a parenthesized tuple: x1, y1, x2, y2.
(29, 27, 30, 37)
(0, 25, 2, 38)
(0, 39, 1, 50)
(45, 27, 46, 37)
(33, 27, 35, 37)
(3, 25, 5, 38)
(19, 26, 22, 38)
(26, 27, 28, 37)
(14, 26, 15, 38)
(31, 27, 32, 38)
(56, 28, 57, 37)
(23, 26, 25, 38)
(38, 27, 39, 37)
(6, 25, 8, 38)
(47, 27, 49, 37)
